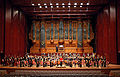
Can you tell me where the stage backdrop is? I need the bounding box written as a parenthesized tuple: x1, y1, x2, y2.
(28, 20, 94, 54)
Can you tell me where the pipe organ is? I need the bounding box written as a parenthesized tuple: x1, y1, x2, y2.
(29, 20, 94, 54)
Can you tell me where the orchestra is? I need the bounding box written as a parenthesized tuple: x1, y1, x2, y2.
(1, 53, 109, 68)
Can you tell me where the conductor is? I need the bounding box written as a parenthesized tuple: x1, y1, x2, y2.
(56, 45, 58, 52)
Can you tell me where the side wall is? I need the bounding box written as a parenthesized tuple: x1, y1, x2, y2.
(0, 0, 27, 57)
(117, 0, 120, 64)
(96, 0, 120, 64)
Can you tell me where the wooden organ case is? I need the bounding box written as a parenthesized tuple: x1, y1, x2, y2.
(29, 20, 94, 54)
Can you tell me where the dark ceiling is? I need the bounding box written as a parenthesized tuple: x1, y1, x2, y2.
(10, 0, 109, 20)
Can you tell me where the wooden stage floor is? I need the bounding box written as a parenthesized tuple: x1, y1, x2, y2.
(0, 64, 120, 70)
(0, 64, 120, 76)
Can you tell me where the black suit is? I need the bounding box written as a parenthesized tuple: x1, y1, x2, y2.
(56, 46, 58, 52)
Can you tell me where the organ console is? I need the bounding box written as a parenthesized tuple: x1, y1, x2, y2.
(29, 19, 94, 54)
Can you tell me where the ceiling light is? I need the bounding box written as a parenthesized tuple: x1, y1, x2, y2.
(44, 3, 47, 5)
(63, 6, 65, 8)
(45, 6, 47, 8)
(62, 3, 65, 5)
(39, 6, 42, 8)
(74, 6, 76, 7)
(87, 3, 89, 5)
(56, 3, 59, 5)
(68, 6, 70, 8)
(80, 6, 82, 7)
(50, 3, 52, 5)
(51, 6, 53, 8)
(56, 6, 59, 8)
(32, 4, 34, 6)
(81, 3, 83, 5)
(74, 3, 77, 5)
(38, 4, 40, 6)
(87, 8, 88, 10)
(68, 3, 71, 5)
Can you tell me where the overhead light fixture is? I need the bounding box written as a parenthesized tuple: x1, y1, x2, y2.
(51, 6, 53, 8)
(87, 3, 89, 5)
(56, 6, 59, 8)
(80, 6, 82, 7)
(39, 6, 42, 8)
(62, 3, 65, 5)
(74, 3, 77, 5)
(56, 3, 59, 5)
(63, 6, 65, 8)
(68, 3, 71, 5)
(38, 4, 40, 6)
(68, 6, 70, 8)
(74, 6, 76, 7)
(87, 7, 88, 11)
(44, 3, 47, 5)
(32, 4, 34, 6)
(50, 3, 52, 5)
(45, 6, 47, 8)
(15, 10, 18, 14)
(81, 3, 83, 5)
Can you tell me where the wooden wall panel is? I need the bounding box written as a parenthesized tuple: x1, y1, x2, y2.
(109, 0, 117, 63)
(0, 0, 5, 63)
(96, 0, 117, 64)
(3, 0, 27, 57)
(5, 0, 12, 56)
(0, 0, 5, 53)
(117, 0, 120, 64)
(102, 6, 110, 61)
(96, 11, 104, 56)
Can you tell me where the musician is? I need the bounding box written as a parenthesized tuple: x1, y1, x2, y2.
(74, 58, 77, 67)
(50, 59, 53, 67)
(96, 55, 100, 67)
(56, 45, 58, 53)
(29, 58, 33, 67)
(36, 57, 40, 67)
(69, 58, 73, 67)
(79, 58, 82, 67)
(20, 57, 22, 67)
(103, 57, 106, 67)
(11, 57, 15, 67)
(60, 57, 63, 66)
(1, 58, 5, 66)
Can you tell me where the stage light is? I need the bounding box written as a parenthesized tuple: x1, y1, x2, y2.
(68, 6, 70, 8)
(68, 3, 71, 5)
(74, 3, 77, 5)
(63, 6, 65, 8)
(80, 6, 82, 7)
(87, 3, 89, 5)
(56, 6, 59, 8)
(38, 4, 40, 6)
(32, 4, 34, 6)
(81, 3, 83, 5)
(56, 3, 59, 5)
(45, 6, 47, 8)
(15, 10, 18, 14)
(44, 3, 47, 5)
(62, 3, 65, 5)
(50, 3, 52, 5)
(51, 6, 53, 8)
(74, 6, 76, 7)
(39, 6, 42, 8)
